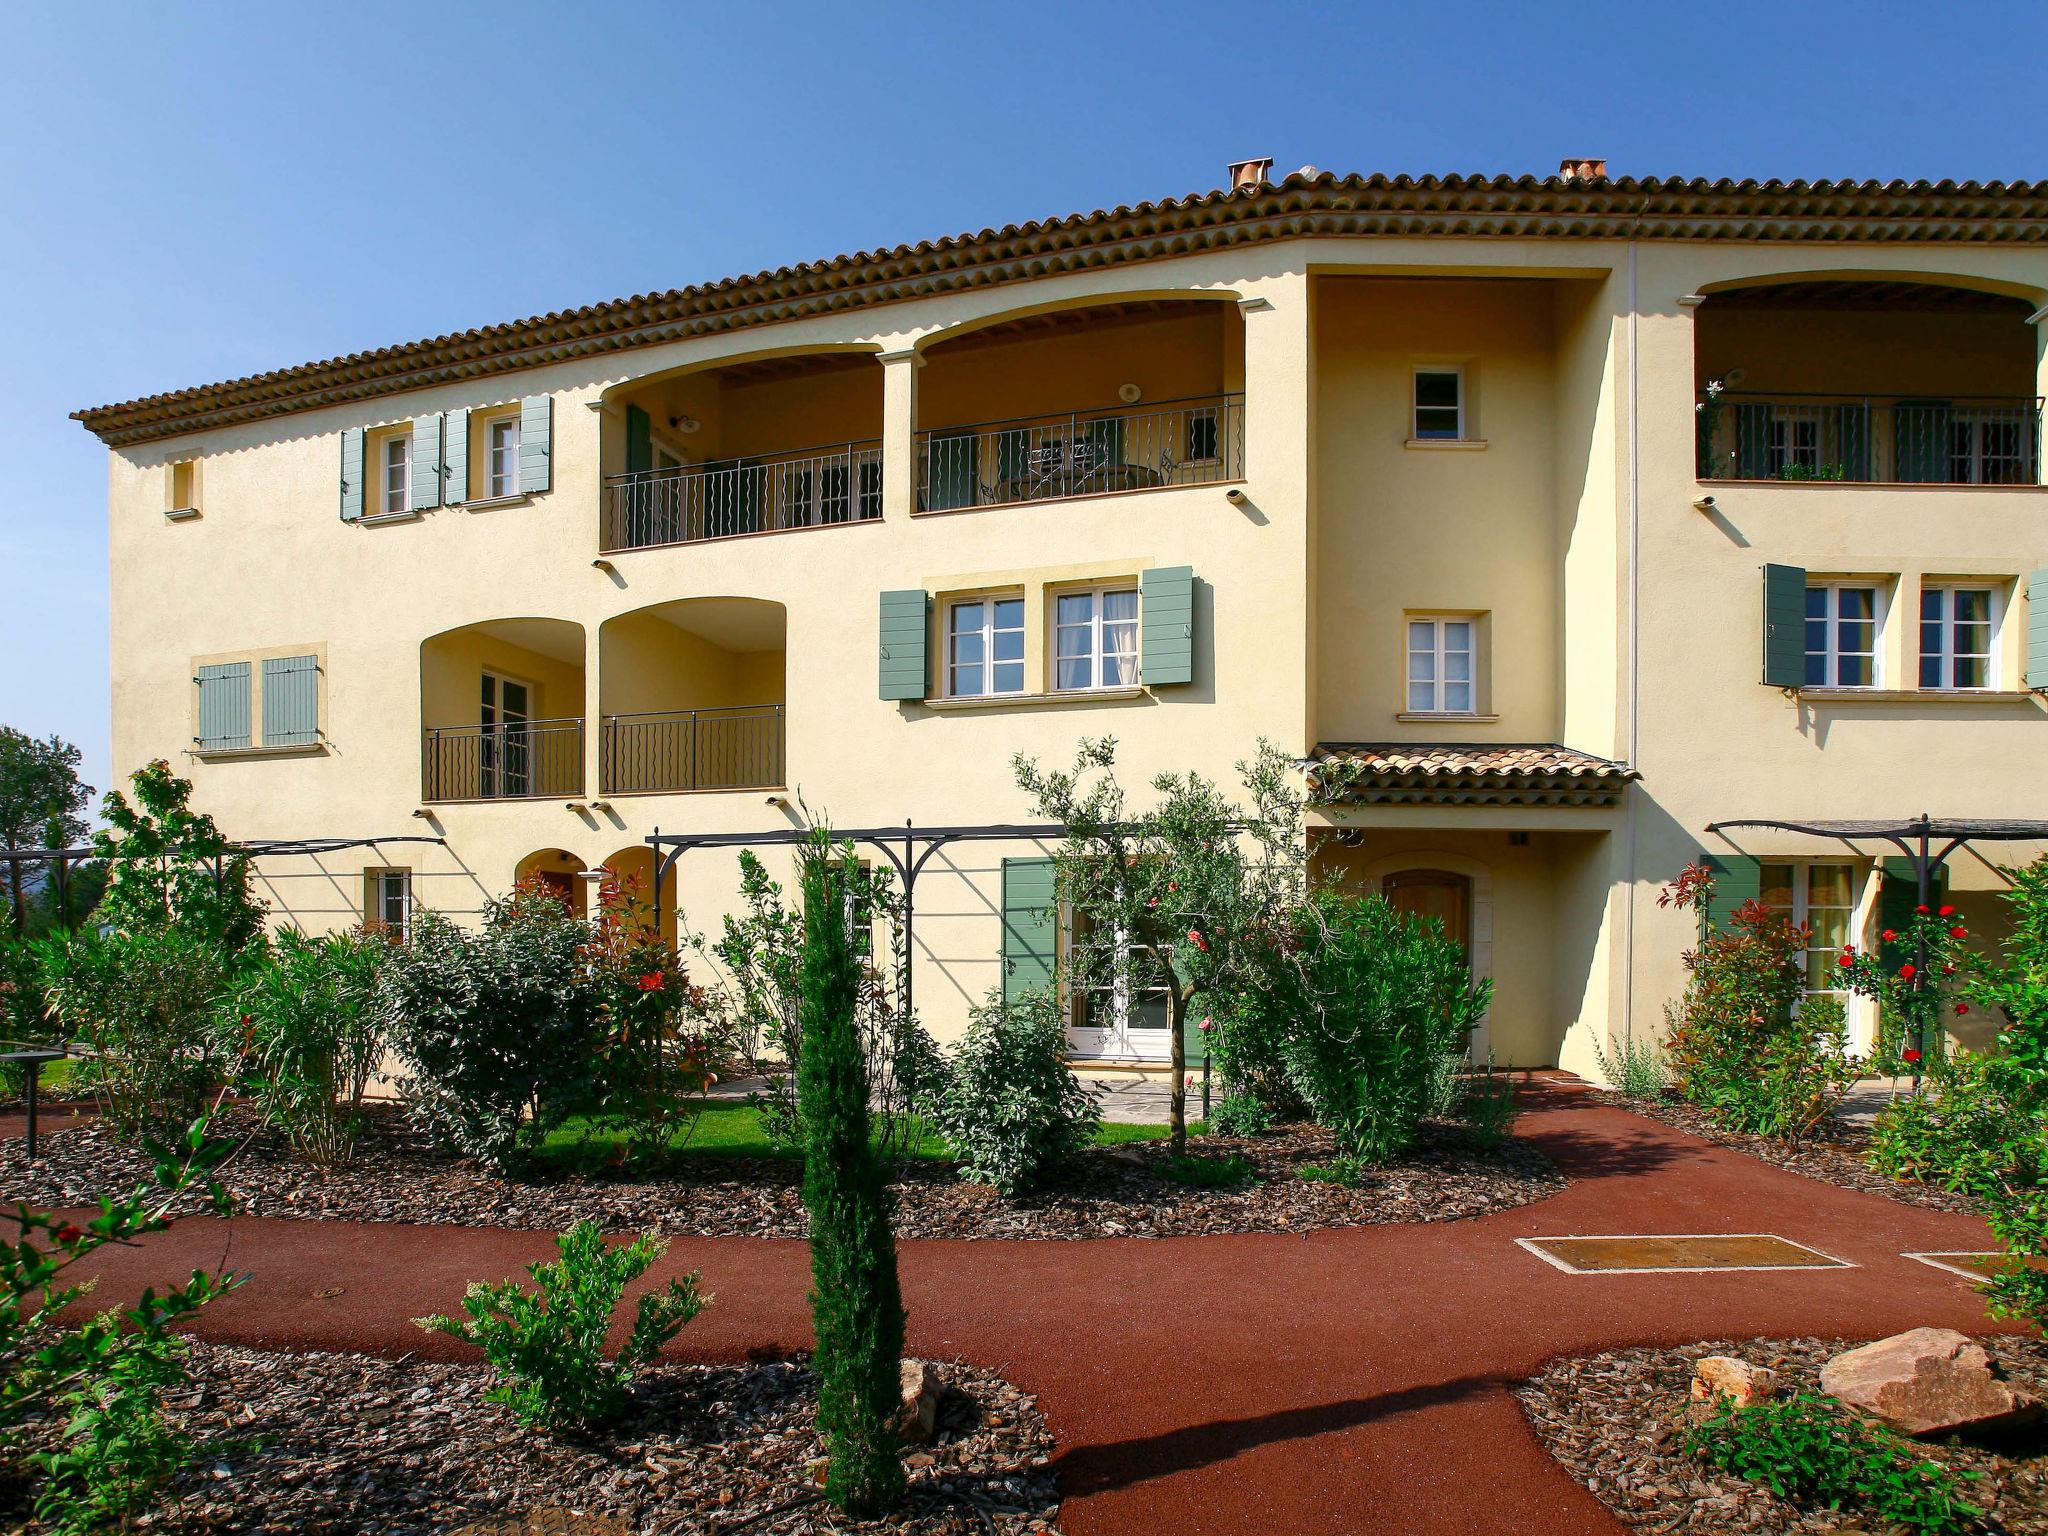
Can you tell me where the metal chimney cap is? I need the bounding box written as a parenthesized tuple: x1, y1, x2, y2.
(1226, 157, 1274, 191)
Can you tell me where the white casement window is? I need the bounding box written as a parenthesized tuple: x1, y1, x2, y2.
(381, 435, 411, 515)
(1949, 411, 2034, 486)
(1053, 586, 1140, 691)
(1760, 862, 1859, 1011)
(487, 416, 522, 498)
(1919, 585, 1999, 690)
(1803, 583, 1883, 688)
(373, 869, 412, 939)
(1768, 411, 1822, 475)
(1406, 616, 1477, 713)
(945, 595, 1025, 698)
(1412, 366, 1464, 440)
(1068, 908, 1173, 1060)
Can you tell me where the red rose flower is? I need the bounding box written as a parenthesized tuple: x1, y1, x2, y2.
(636, 971, 665, 992)
(1955, 1003, 1971, 1016)
(1187, 929, 1208, 951)
(1938, 904, 1956, 918)
(53, 1222, 83, 1245)
(1950, 926, 1967, 940)
(1915, 904, 1931, 915)
(1838, 952, 1854, 969)
(1942, 964, 1956, 975)
(1898, 963, 1917, 980)
(1903, 1048, 1923, 1064)
(1880, 928, 1897, 942)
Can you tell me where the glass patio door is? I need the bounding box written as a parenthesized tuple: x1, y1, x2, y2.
(480, 673, 531, 798)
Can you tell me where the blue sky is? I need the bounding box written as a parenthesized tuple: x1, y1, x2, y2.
(3, 0, 2040, 799)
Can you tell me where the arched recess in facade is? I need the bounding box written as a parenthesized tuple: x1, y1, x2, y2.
(1355, 849, 1497, 1062)
(1690, 273, 2045, 488)
(596, 343, 886, 552)
(514, 847, 589, 921)
(599, 844, 678, 950)
(596, 597, 787, 800)
(909, 294, 1248, 512)
(418, 619, 587, 805)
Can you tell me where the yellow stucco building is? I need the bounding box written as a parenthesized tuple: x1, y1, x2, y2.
(77, 163, 2048, 1077)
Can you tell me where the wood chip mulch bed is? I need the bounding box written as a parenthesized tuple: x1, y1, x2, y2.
(0, 1345, 1057, 1536)
(0, 1106, 1563, 1239)
(1519, 1335, 2048, 1534)
(1594, 1091, 1981, 1217)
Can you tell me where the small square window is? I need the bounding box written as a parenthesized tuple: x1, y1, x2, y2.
(1406, 615, 1478, 713)
(1413, 368, 1464, 440)
(946, 595, 1025, 698)
(487, 416, 521, 498)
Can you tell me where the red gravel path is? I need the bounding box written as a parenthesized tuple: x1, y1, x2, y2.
(38, 1080, 2014, 1536)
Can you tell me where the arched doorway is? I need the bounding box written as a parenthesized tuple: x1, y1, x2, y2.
(514, 848, 588, 920)
(1383, 868, 1473, 962)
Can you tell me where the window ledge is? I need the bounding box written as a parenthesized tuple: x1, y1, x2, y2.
(189, 742, 328, 762)
(922, 687, 1148, 712)
(1794, 688, 2042, 705)
(461, 492, 532, 511)
(358, 510, 423, 526)
(1395, 710, 1500, 724)
(163, 505, 201, 523)
(1701, 478, 2048, 493)
(1404, 437, 1489, 451)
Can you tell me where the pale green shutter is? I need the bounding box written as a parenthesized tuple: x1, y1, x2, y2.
(340, 428, 365, 522)
(1761, 563, 1807, 688)
(1001, 857, 1057, 1003)
(442, 408, 469, 505)
(625, 405, 652, 475)
(408, 416, 443, 512)
(878, 589, 929, 701)
(261, 654, 319, 747)
(1140, 565, 1195, 686)
(1701, 854, 1760, 934)
(518, 395, 552, 493)
(196, 662, 252, 750)
(2027, 569, 2048, 690)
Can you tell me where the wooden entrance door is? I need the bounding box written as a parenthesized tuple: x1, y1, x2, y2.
(1383, 868, 1472, 960)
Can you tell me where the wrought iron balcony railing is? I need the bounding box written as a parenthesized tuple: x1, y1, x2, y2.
(601, 704, 785, 794)
(602, 442, 882, 553)
(423, 717, 583, 802)
(1696, 391, 2043, 485)
(916, 393, 1245, 512)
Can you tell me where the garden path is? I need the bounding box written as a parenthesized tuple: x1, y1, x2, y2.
(41, 1077, 2014, 1536)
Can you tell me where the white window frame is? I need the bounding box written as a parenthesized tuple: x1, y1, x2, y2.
(1804, 581, 1885, 689)
(1949, 410, 2035, 486)
(1412, 365, 1465, 441)
(1919, 583, 2001, 691)
(373, 868, 413, 939)
(1051, 583, 1140, 692)
(1406, 614, 1479, 714)
(380, 433, 411, 516)
(1768, 409, 1823, 475)
(1759, 860, 1870, 1043)
(1064, 907, 1173, 1061)
(485, 413, 522, 498)
(944, 593, 1026, 699)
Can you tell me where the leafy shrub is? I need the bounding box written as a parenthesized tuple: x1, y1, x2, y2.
(1244, 889, 1489, 1161)
(91, 760, 265, 952)
(927, 989, 1098, 1195)
(1590, 1031, 1669, 1101)
(0, 930, 55, 1097)
(1158, 1152, 1256, 1188)
(1659, 866, 1859, 1139)
(1206, 1093, 1276, 1138)
(417, 1220, 705, 1430)
(39, 924, 239, 1139)
(33, 1332, 198, 1536)
(1459, 1055, 1518, 1147)
(234, 927, 389, 1165)
(1296, 1156, 1370, 1186)
(381, 882, 607, 1171)
(1686, 1392, 1978, 1534)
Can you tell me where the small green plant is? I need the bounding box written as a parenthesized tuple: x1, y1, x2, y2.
(1158, 1152, 1256, 1189)
(1296, 1155, 1371, 1186)
(1206, 1093, 1276, 1138)
(1686, 1392, 1978, 1534)
(416, 1221, 706, 1430)
(926, 988, 1098, 1195)
(235, 926, 390, 1165)
(1590, 1031, 1669, 1101)
(32, 1332, 199, 1536)
(1459, 1055, 1518, 1147)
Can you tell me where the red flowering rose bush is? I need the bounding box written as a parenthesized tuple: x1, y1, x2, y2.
(1838, 900, 1978, 1075)
(1658, 865, 1859, 1140)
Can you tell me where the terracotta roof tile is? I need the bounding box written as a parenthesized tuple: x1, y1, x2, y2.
(1307, 742, 1636, 808)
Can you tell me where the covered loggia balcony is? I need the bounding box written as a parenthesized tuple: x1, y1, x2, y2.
(599, 598, 785, 794)
(600, 350, 883, 552)
(916, 297, 1245, 513)
(420, 619, 585, 802)
(1694, 279, 2043, 485)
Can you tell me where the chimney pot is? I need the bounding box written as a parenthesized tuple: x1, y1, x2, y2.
(1559, 157, 1609, 183)
(1226, 157, 1274, 192)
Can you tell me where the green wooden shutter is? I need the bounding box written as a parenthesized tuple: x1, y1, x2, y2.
(1761, 563, 1807, 689)
(261, 654, 319, 747)
(878, 589, 929, 701)
(1879, 857, 1950, 970)
(995, 428, 1030, 484)
(2026, 568, 2048, 690)
(1735, 402, 1773, 479)
(1701, 854, 1760, 934)
(340, 428, 365, 522)
(518, 395, 552, 494)
(407, 416, 443, 512)
(625, 405, 652, 475)
(1001, 857, 1057, 1004)
(442, 408, 469, 505)
(1827, 404, 1872, 481)
(1893, 401, 1953, 483)
(926, 431, 976, 510)
(195, 662, 252, 750)
(1140, 565, 1195, 686)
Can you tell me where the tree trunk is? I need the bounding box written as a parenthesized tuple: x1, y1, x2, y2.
(1167, 987, 1187, 1155)
(6, 862, 23, 935)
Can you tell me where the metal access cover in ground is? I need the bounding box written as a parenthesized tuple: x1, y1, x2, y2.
(1516, 1234, 1852, 1274)
(1906, 1251, 2048, 1282)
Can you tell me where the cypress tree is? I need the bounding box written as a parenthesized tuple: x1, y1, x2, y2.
(796, 834, 906, 1515)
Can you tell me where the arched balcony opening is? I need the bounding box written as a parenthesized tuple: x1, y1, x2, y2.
(600, 845, 677, 949)
(601, 350, 883, 552)
(1693, 279, 2041, 486)
(915, 297, 1245, 512)
(515, 848, 589, 921)
(420, 619, 585, 802)
(599, 598, 785, 795)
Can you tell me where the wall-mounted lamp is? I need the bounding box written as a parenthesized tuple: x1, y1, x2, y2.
(1117, 383, 1142, 405)
(669, 415, 701, 434)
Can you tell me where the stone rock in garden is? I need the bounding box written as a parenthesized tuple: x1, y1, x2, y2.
(894, 1357, 944, 1444)
(1689, 1355, 1777, 1413)
(1819, 1328, 2043, 1437)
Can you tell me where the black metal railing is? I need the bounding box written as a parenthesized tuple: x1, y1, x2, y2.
(602, 442, 882, 552)
(602, 704, 785, 794)
(1696, 391, 2043, 485)
(916, 393, 1245, 511)
(423, 718, 583, 801)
